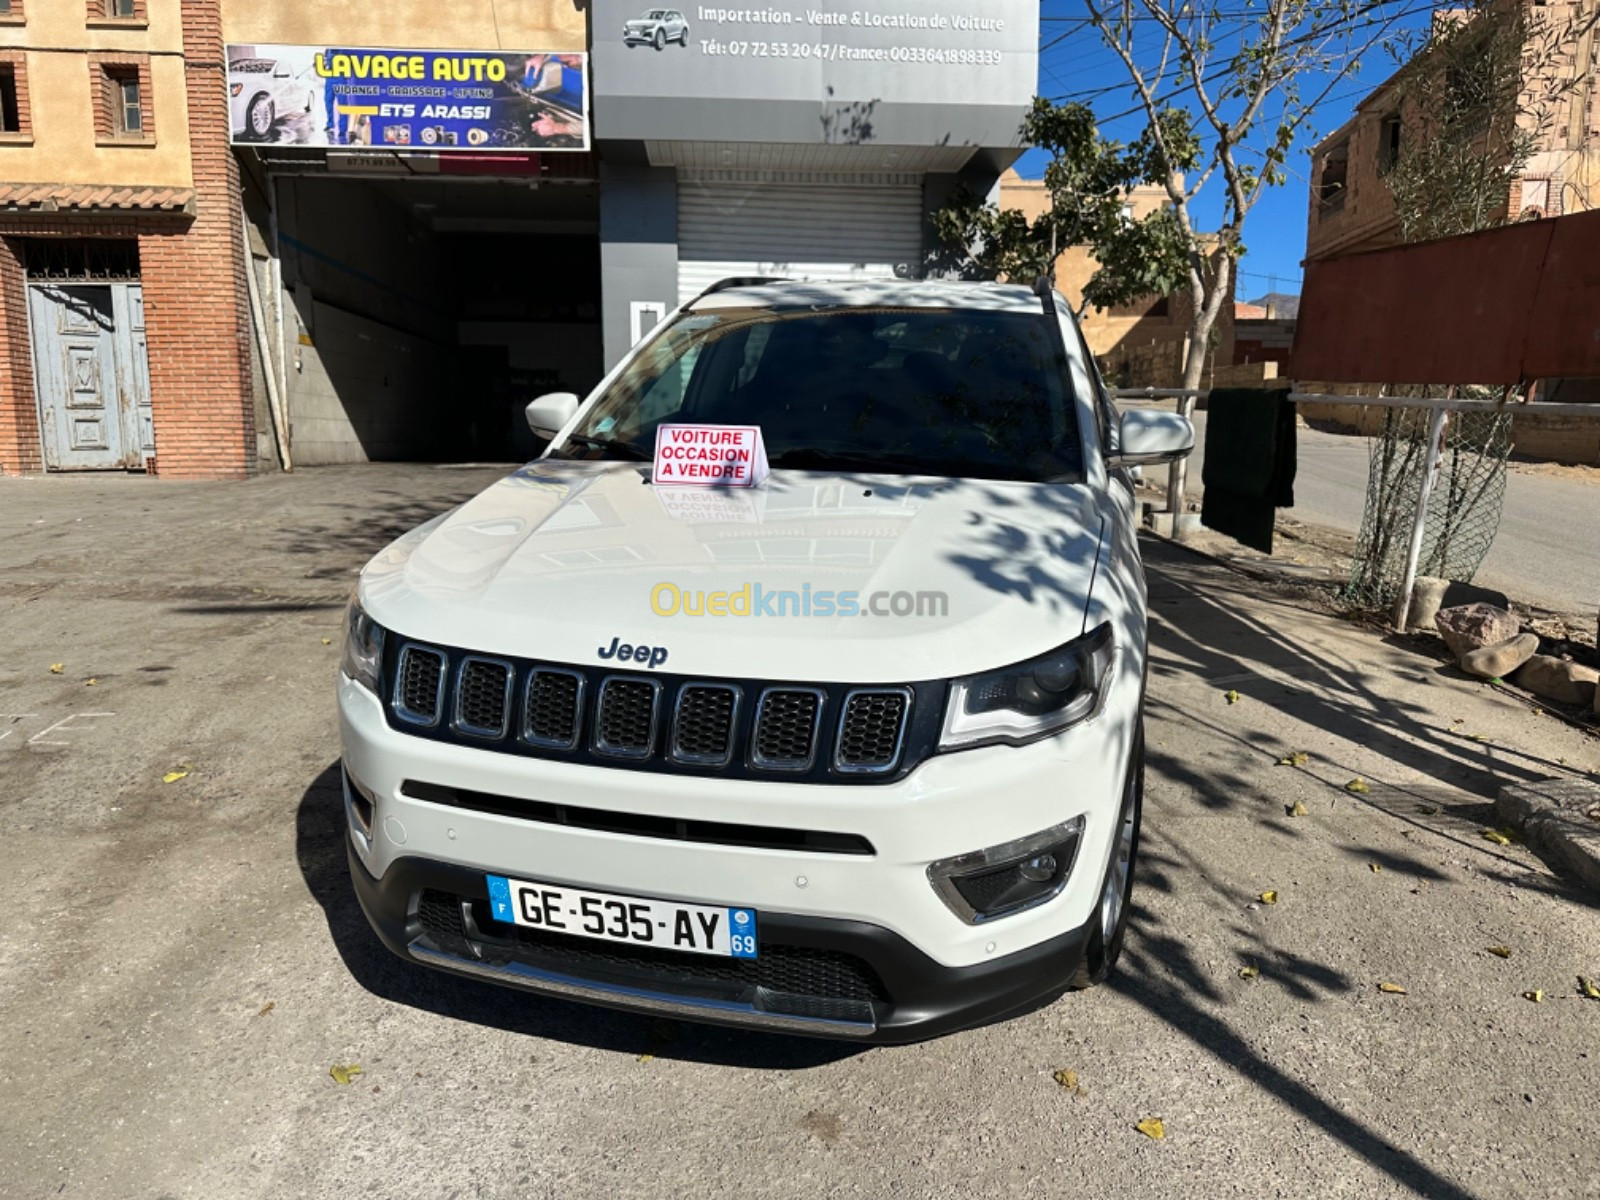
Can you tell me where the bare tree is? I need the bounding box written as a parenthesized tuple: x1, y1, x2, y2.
(1082, 0, 1422, 513)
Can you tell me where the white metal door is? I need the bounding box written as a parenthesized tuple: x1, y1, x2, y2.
(676, 177, 924, 303)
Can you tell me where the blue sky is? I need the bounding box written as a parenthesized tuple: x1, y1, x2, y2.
(1016, 5, 1435, 300)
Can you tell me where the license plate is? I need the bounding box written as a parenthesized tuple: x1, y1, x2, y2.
(485, 874, 758, 959)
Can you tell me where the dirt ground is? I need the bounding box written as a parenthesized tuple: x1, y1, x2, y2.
(2, 465, 1598, 1199)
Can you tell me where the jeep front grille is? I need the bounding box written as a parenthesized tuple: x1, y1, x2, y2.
(381, 639, 927, 784)
(835, 689, 912, 773)
(671, 684, 739, 765)
(752, 688, 824, 770)
(524, 668, 583, 749)
(455, 658, 512, 738)
(394, 645, 446, 726)
(595, 678, 660, 758)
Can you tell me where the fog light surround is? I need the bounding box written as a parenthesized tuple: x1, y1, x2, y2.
(342, 762, 376, 848)
(927, 817, 1085, 925)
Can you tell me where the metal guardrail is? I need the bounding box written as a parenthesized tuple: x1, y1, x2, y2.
(1113, 386, 1599, 632)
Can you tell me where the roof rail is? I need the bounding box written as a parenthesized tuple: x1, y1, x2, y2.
(683, 276, 791, 308)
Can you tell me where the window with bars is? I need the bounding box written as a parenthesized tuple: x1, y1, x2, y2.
(17, 238, 141, 282)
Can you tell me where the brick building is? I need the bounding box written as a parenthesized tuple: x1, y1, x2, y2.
(1, 1, 1040, 478)
(1306, 0, 1600, 263)
(998, 168, 1244, 389)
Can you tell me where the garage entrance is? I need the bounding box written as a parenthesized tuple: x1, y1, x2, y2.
(269, 172, 601, 465)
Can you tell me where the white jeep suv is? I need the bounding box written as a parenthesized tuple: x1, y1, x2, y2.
(338, 279, 1193, 1042)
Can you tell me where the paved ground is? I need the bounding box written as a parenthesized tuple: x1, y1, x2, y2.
(1184, 412, 1600, 619)
(2, 465, 1599, 1199)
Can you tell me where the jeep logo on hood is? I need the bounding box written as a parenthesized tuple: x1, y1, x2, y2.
(597, 636, 669, 670)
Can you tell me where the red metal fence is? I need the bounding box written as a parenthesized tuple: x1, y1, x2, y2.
(1291, 207, 1600, 385)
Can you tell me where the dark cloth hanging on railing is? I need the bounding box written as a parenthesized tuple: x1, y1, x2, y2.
(1200, 388, 1297, 554)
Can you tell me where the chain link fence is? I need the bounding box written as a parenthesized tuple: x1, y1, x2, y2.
(1344, 398, 1513, 609)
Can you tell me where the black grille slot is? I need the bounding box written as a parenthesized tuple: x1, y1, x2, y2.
(455, 658, 512, 738)
(395, 646, 446, 725)
(403, 781, 874, 855)
(416, 889, 887, 1009)
(836, 689, 910, 773)
(525, 668, 582, 748)
(595, 678, 659, 758)
(672, 684, 738, 765)
(752, 689, 823, 769)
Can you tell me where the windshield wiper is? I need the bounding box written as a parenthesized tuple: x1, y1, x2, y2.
(772, 448, 998, 477)
(559, 433, 651, 462)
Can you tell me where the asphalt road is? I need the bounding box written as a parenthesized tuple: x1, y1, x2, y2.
(2, 466, 1598, 1199)
(1185, 412, 1600, 618)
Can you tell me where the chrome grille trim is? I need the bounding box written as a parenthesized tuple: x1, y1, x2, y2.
(393, 645, 447, 727)
(669, 683, 743, 767)
(592, 675, 662, 759)
(833, 687, 913, 775)
(451, 655, 514, 740)
(750, 687, 827, 772)
(522, 667, 586, 751)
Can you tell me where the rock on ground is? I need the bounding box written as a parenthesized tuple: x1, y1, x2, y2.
(1435, 603, 1521, 660)
(1460, 632, 1540, 680)
(1512, 655, 1600, 707)
(1408, 577, 1512, 632)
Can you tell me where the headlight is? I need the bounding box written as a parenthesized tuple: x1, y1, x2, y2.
(940, 624, 1114, 750)
(341, 596, 386, 694)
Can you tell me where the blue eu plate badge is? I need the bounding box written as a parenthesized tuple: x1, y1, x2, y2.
(729, 908, 758, 959)
(486, 874, 515, 924)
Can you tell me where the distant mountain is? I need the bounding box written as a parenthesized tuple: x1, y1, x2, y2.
(1247, 292, 1300, 319)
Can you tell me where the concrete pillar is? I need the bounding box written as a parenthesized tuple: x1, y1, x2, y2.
(599, 162, 678, 371)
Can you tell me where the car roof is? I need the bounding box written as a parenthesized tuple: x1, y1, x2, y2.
(686, 279, 1048, 315)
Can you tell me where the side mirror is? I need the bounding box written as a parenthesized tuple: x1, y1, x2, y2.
(1107, 410, 1194, 468)
(273, 63, 291, 79)
(525, 391, 580, 439)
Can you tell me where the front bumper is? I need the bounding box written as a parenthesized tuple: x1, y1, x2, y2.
(349, 841, 1090, 1043)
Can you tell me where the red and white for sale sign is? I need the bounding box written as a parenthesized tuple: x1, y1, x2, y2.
(652, 424, 770, 488)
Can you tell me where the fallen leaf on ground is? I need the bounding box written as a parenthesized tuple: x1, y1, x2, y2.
(1523, 989, 1544, 1003)
(1052, 1068, 1081, 1092)
(85, 678, 97, 686)
(1487, 946, 1512, 959)
(49, 663, 63, 674)
(637, 1052, 654, 1063)
(1481, 828, 1512, 846)
(162, 769, 190, 784)
(1415, 804, 1440, 816)
(1345, 778, 1370, 794)
(1278, 752, 1310, 767)
(257, 1001, 275, 1017)
(1259, 890, 1278, 905)
(329, 1063, 363, 1084)
(1464, 733, 1491, 743)
(321, 637, 333, 646)
(1286, 800, 1308, 817)
(1378, 981, 1408, 995)
(1239, 964, 1259, 979)
(1224, 690, 1240, 705)
(1134, 1117, 1165, 1141)
(1369, 862, 1382, 873)
(1577, 977, 1600, 1000)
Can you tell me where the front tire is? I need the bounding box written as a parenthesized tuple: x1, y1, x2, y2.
(1070, 721, 1143, 989)
(246, 94, 275, 141)
(654, 28, 666, 50)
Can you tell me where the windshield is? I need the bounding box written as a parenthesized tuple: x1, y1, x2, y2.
(558, 306, 1084, 482)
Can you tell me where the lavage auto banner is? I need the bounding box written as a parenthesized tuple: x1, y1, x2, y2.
(225, 45, 589, 151)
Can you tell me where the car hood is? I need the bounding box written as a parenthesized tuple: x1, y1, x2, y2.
(361, 462, 1106, 683)
(624, 18, 658, 27)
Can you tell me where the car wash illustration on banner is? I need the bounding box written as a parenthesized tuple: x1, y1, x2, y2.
(225, 45, 589, 151)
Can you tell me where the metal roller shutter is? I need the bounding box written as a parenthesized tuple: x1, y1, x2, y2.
(677, 177, 925, 303)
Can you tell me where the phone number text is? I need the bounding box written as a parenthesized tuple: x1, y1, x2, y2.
(700, 41, 1003, 65)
